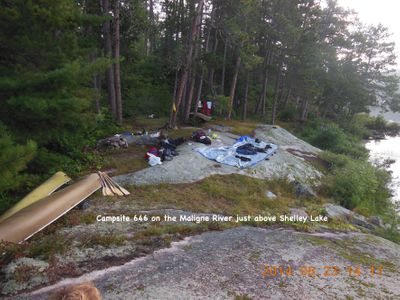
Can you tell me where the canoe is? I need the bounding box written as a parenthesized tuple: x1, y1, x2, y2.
(0, 171, 71, 223)
(0, 173, 101, 243)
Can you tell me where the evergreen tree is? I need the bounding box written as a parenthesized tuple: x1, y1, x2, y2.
(0, 0, 111, 176)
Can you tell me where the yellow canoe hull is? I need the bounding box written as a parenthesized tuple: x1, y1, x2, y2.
(0, 173, 101, 243)
(0, 171, 71, 223)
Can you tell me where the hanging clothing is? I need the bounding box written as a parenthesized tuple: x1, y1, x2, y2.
(201, 100, 213, 116)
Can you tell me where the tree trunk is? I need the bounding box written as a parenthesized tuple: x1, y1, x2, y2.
(220, 39, 228, 94)
(169, 0, 204, 128)
(300, 98, 309, 122)
(172, 66, 179, 101)
(295, 95, 300, 109)
(181, 76, 189, 116)
(148, 0, 154, 54)
(242, 73, 249, 120)
(184, 68, 197, 121)
(262, 50, 273, 116)
(227, 55, 241, 120)
(271, 60, 283, 125)
(184, 6, 203, 122)
(194, 14, 212, 114)
(282, 85, 292, 109)
(254, 46, 271, 115)
(254, 44, 268, 114)
(194, 72, 203, 114)
(101, 0, 117, 119)
(94, 74, 101, 114)
(207, 30, 218, 95)
(90, 49, 101, 115)
(113, 0, 122, 125)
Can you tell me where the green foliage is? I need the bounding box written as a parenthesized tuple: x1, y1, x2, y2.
(0, 0, 118, 213)
(375, 226, 400, 244)
(88, 109, 122, 142)
(0, 235, 70, 264)
(28, 149, 81, 177)
(363, 114, 400, 136)
(208, 94, 230, 116)
(339, 114, 371, 139)
(319, 151, 350, 169)
(122, 57, 172, 116)
(299, 119, 368, 159)
(28, 235, 70, 260)
(278, 105, 297, 122)
(0, 0, 399, 227)
(311, 122, 347, 150)
(0, 124, 36, 195)
(312, 114, 397, 220)
(367, 115, 387, 131)
(320, 152, 393, 217)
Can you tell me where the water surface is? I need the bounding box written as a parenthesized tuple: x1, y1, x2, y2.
(366, 107, 400, 208)
(365, 136, 400, 205)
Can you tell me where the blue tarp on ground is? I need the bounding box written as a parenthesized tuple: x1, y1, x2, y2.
(195, 137, 278, 169)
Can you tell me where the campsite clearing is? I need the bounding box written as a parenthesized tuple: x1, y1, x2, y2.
(115, 125, 323, 186)
(1, 124, 398, 298)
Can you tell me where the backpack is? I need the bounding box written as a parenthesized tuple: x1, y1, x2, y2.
(192, 130, 211, 145)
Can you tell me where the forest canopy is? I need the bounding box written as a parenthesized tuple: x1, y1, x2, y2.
(0, 0, 399, 201)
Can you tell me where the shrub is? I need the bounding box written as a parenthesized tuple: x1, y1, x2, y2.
(367, 114, 387, 131)
(0, 124, 37, 213)
(299, 119, 368, 159)
(321, 152, 392, 217)
(279, 105, 297, 122)
(376, 226, 400, 244)
(28, 149, 82, 177)
(310, 122, 346, 150)
(319, 151, 350, 169)
(339, 114, 370, 139)
(208, 94, 231, 117)
(28, 235, 70, 259)
(386, 122, 400, 136)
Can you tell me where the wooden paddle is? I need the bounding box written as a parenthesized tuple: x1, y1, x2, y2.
(103, 172, 130, 196)
(102, 173, 124, 196)
(97, 172, 114, 196)
(102, 172, 130, 196)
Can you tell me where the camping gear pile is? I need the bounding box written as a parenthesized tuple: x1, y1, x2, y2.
(97, 129, 163, 150)
(144, 136, 185, 166)
(96, 135, 128, 150)
(195, 136, 277, 169)
(144, 129, 216, 167)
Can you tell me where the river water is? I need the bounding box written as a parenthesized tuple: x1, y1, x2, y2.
(366, 107, 400, 209)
